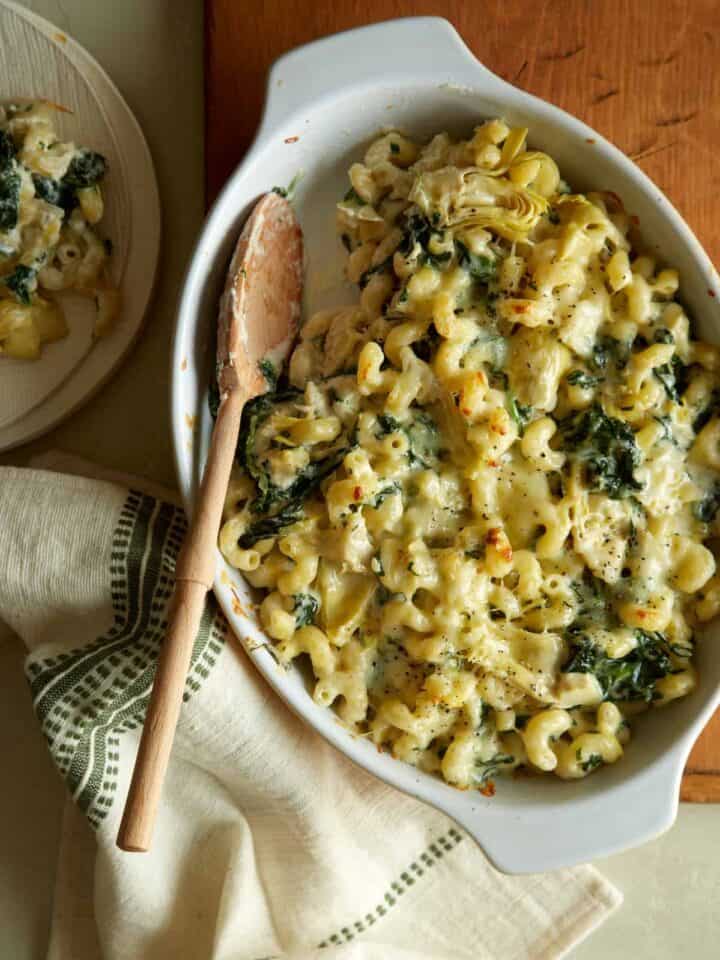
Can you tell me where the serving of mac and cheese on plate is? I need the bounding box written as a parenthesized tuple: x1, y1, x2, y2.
(0, 100, 118, 361)
(217, 119, 720, 792)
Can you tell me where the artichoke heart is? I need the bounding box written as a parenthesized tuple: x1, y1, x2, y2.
(409, 167, 548, 242)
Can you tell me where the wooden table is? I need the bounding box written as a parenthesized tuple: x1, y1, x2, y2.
(206, 0, 720, 801)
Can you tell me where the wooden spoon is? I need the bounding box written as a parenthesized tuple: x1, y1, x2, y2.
(117, 192, 303, 852)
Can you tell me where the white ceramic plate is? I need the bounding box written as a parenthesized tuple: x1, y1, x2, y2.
(173, 17, 720, 873)
(0, 0, 160, 451)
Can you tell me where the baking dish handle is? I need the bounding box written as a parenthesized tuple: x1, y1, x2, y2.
(257, 17, 504, 140)
(451, 743, 688, 874)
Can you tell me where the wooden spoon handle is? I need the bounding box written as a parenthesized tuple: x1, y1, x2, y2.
(117, 390, 244, 852)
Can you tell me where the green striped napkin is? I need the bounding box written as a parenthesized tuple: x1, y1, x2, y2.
(0, 456, 621, 960)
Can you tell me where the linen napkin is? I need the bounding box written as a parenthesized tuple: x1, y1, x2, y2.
(0, 457, 622, 960)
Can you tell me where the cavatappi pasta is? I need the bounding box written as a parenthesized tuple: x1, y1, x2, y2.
(219, 120, 720, 789)
(0, 101, 119, 360)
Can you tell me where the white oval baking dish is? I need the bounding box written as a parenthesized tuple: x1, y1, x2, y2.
(172, 16, 720, 873)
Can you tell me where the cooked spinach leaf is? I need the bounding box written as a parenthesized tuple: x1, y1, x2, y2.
(359, 255, 393, 289)
(578, 752, 603, 772)
(293, 593, 319, 627)
(410, 323, 441, 363)
(0, 164, 21, 232)
(567, 369, 601, 390)
(62, 149, 107, 189)
(376, 411, 439, 467)
(693, 484, 720, 524)
(590, 334, 629, 372)
(653, 354, 689, 401)
(569, 570, 616, 628)
(405, 411, 440, 467)
(455, 239, 496, 283)
(370, 482, 401, 508)
(507, 391, 533, 433)
(376, 413, 402, 437)
(237, 501, 304, 548)
(653, 414, 675, 443)
(3, 264, 36, 305)
(238, 388, 354, 515)
(0, 130, 15, 168)
(561, 405, 642, 499)
(398, 214, 454, 270)
(31, 173, 77, 215)
(563, 628, 672, 702)
(693, 388, 720, 433)
(474, 754, 514, 786)
(259, 358, 278, 389)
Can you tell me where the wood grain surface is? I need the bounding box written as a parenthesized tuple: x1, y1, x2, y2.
(205, 0, 720, 801)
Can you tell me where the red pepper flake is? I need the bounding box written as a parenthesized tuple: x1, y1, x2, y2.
(353, 485, 363, 501)
(709, 289, 716, 298)
(461, 407, 472, 416)
(479, 781, 496, 797)
(586, 137, 596, 144)
(630, 214, 640, 226)
(486, 527, 512, 561)
(284, 135, 300, 144)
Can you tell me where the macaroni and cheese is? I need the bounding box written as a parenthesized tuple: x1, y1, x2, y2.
(219, 120, 720, 789)
(0, 101, 118, 360)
